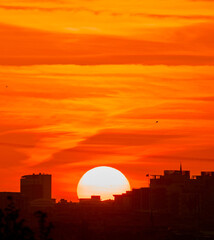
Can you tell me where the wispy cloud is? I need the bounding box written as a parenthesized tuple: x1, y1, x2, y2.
(0, 5, 103, 14)
(1, 22, 214, 66)
(130, 13, 214, 20)
(1, 5, 213, 21)
(0, 0, 214, 200)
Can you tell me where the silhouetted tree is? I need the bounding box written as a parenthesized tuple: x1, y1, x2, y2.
(34, 211, 53, 240)
(0, 196, 35, 240)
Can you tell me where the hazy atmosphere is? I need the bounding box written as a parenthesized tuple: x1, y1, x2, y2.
(0, 0, 214, 201)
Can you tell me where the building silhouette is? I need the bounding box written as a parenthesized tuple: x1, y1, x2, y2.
(20, 173, 52, 202)
(114, 167, 214, 225)
(0, 192, 26, 210)
(79, 195, 101, 205)
(150, 168, 191, 215)
(1, 169, 214, 239)
(114, 187, 150, 211)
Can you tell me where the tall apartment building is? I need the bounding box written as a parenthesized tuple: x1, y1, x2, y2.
(20, 173, 51, 202)
(114, 167, 214, 219)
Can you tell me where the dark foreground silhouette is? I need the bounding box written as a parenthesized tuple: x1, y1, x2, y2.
(1, 197, 214, 240)
(0, 197, 53, 240)
(2, 169, 214, 240)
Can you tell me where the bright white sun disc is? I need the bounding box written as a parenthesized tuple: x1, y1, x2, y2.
(77, 166, 131, 201)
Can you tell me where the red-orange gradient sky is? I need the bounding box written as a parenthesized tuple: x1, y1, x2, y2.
(0, 0, 214, 201)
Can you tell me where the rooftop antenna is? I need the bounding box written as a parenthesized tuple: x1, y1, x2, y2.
(180, 163, 182, 172)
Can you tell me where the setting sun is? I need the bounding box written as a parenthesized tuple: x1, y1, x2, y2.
(77, 166, 131, 200)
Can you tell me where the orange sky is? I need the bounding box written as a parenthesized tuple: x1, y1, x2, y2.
(0, 0, 214, 201)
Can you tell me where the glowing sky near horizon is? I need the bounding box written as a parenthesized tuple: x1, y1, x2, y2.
(0, 0, 214, 201)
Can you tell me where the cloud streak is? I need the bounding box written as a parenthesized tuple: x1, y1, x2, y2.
(1, 5, 214, 21)
(0, 0, 214, 200)
(0, 5, 103, 14)
(1, 22, 214, 66)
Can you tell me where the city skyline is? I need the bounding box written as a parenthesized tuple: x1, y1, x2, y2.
(1, 167, 214, 239)
(1, 165, 214, 202)
(1, 1, 213, 239)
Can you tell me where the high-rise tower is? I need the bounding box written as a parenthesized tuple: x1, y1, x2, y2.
(20, 173, 51, 202)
